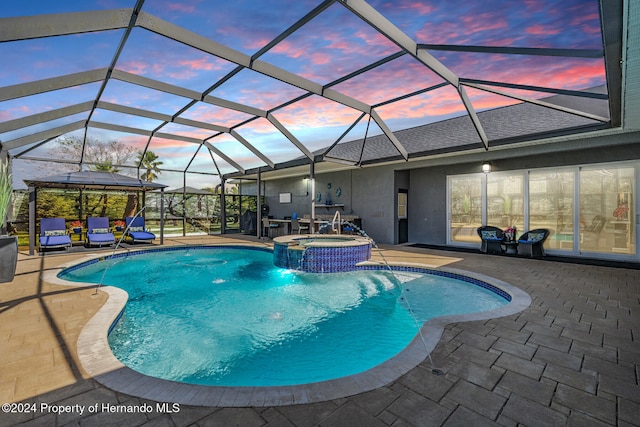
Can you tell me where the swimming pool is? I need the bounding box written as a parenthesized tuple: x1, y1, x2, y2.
(59, 246, 514, 388)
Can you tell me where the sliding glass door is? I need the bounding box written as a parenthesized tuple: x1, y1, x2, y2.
(529, 170, 575, 250)
(449, 175, 482, 243)
(579, 166, 635, 255)
(447, 162, 637, 259)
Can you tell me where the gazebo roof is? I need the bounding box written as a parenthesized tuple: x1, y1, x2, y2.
(24, 171, 167, 191)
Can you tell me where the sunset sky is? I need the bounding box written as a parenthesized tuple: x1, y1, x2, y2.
(0, 0, 607, 188)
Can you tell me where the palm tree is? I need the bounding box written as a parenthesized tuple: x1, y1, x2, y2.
(138, 151, 163, 182)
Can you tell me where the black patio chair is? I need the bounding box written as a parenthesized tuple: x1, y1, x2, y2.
(517, 228, 550, 257)
(477, 225, 505, 254)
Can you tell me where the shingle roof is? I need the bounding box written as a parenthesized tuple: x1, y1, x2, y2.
(325, 91, 608, 165)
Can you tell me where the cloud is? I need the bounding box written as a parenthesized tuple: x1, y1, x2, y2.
(177, 57, 219, 71)
(161, 1, 199, 14)
(525, 24, 561, 36)
(180, 103, 254, 128)
(401, 2, 437, 15)
(272, 96, 364, 131)
(119, 60, 148, 75)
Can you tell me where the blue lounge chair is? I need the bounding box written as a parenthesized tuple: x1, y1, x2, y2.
(125, 216, 155, 243)
(39, 218, 71, 250)
(86, 217, 116, 247)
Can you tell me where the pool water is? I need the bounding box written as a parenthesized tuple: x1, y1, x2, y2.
(60, 247, 508, 386)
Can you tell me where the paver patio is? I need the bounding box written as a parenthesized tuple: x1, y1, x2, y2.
(1, 235, 638, 426)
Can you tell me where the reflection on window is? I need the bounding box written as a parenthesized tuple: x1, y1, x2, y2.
(449, 176, 481, 243)
(580, 167, 635, 254)
(487, 174, 524, 233)
(530, 171, 574, 250)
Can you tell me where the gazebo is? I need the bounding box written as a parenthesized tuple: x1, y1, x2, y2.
(24, 171, 167, 255)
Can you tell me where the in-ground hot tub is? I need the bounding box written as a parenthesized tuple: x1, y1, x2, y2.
(273, 234, 373, 273)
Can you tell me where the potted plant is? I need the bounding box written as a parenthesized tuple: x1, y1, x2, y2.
(0, 160, 18, 283)
(113, 220, 125, 231)
(70, 220, 83, 234)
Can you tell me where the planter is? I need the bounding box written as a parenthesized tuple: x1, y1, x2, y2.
(73, 227, 82, 234)
(0, 235, 18, 283)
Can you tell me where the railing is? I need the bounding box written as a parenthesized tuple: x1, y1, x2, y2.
(332, 210, 341, 234)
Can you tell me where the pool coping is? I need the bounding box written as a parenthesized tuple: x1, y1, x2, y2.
(273, 233, 372, 247)
(43, 244, 531, 407)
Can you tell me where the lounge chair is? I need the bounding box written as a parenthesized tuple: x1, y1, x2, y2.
(517, 228, 550, 257)
(39, 218, 71, 250)
(125, 216, 156, 243)
(86, 217, 116, 247)
(477, 225, 504, 254)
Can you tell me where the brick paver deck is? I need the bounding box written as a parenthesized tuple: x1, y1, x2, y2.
(1, 235, 638, 426)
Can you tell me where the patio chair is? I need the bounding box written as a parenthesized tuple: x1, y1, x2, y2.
(39, 218, 71, 250)
(477, 225, 504, 254)
(86, 217, 116, 247)
(262, 217, 279, 239)
(517, 228, 550, 257)
(290, 218, 309, 234)
(125, 216, 156, 243)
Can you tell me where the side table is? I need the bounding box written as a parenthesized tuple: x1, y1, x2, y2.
(503, 241, 518, 255)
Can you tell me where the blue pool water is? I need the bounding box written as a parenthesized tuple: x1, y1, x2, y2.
(60, 247, 509, 386)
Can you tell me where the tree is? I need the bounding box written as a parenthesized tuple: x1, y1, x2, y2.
(54, 136, 137, 217)
(56, 136, 136, 172)
(138, 151, 163, 182)
(123, 151, 162, 218)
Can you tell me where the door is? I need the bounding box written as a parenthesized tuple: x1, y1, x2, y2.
(398, 189, 408, 243)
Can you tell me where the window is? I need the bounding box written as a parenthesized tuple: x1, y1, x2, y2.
(449, 175, 482, 243)
(580, 167, 635, 254)
(529, 170, 574, 250)
(487, 173, 524, 233)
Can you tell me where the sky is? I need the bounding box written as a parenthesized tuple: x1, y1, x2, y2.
(0, 0, 607, 189)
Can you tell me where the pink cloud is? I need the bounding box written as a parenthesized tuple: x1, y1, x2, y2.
(416, 21, 461, 44)
(269, 39, 308, 59)
(119, 134, 149, 150)
(522, 0, 546, 14)
(235, 118, 279, 136)
(149, 136, 197, 152)
(569, 11, 601, 35)
(272, 96, 364, 130)
(394, 87, 466, 118)
(177, 57, 219, 71)
(244, 37, 272, 51)
(525, 24, 561, 36)
(309, 51, 332, 66)
(460, 13, 509, 33)
(332, 58, 444, 105)
(403, 2, 436, 14)
(164, 1, 198, 13)
(180, 103, 254, 128)
(119, 60, 148, 75)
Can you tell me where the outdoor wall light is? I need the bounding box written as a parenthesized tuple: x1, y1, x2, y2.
(482, 162, 492, 173)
